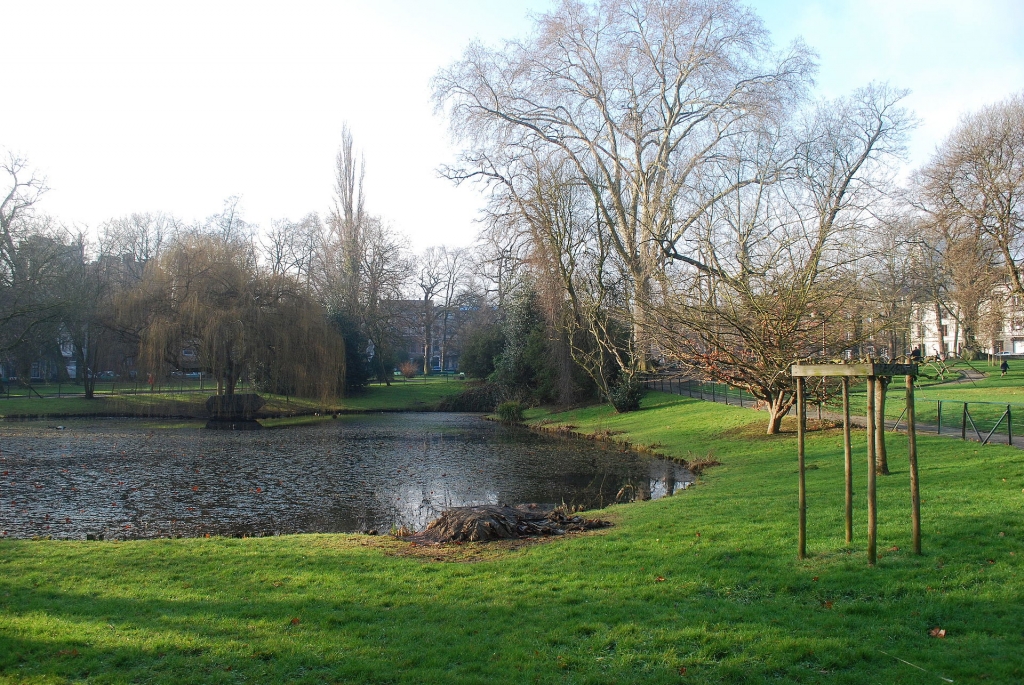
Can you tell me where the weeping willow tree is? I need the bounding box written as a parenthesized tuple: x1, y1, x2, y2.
(120, 233, 344, 400)
(256, 277, 346, 402)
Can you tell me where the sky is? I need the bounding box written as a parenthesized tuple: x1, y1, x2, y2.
(2, 0, 1023, 251)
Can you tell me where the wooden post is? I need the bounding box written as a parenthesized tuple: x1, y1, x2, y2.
(875, 377, 889, 475)
(797, 376, 807, 560)
(842, 377, 853, 544)
(1008, 404, 1013, 446)
(866, 375, 878, 566)
(906, 374, 921, 555)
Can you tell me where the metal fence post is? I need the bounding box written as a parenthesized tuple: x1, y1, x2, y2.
(962, 402, 967, 441)
(937, 400, 941, 434)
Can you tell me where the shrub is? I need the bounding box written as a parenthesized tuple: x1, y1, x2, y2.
(459, 324, 505, 379)
(496, 400, 525, 424)
(398, 361, 418, 379)
(609, 376, 646, 413)
(436, 384, 501, 412)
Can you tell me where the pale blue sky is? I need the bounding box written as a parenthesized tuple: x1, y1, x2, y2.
(2, 0, 1022, 249)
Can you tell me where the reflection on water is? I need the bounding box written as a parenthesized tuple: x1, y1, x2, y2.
(0, 414, 693, 539)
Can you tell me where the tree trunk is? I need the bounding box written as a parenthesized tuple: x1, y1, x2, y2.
(765, 391, 792, 434)
(630, 288, 654, 374)
(422, 297, 433, 375)
(875, 377, 890, 475)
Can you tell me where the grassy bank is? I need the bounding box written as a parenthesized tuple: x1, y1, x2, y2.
(1, 392, 1022, 683)
(0, 377, 467, 420)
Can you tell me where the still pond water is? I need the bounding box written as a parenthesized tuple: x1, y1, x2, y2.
(0, 413, 692, 540)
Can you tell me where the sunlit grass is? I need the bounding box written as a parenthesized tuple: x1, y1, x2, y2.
(1, 391, 1022, 682)
(818, 359, 1024, 437)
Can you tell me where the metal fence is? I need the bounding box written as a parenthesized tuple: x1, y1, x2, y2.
(642, 376, 757, 408)
(0, 377, 249, 399)
(644, 374, 1023, 447)
(916, 400, 1017, 446)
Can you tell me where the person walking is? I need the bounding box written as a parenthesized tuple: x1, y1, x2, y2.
(1000, 359, 1009, 377)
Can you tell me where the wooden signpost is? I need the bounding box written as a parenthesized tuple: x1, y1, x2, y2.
(790, 363, 921, 566)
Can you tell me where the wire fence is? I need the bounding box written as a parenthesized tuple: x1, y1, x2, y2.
(642, 376, 758, 408)
(643, 374, 1022, 447)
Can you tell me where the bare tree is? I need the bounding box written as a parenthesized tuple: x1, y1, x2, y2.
(98, 212, 179, 284)
(358, 219, 411, 384)
(436, 246, 469, 373)
(435, 0, 814, 379)
(261, 213, 320, 284)
(470, 220, 530, 310)
(416, 247, 445, 373)
(918, 92, 1024, 301)
(0, 151, 64, 352)
(656, 85, 914, 433)
(863, 215, 925, 361)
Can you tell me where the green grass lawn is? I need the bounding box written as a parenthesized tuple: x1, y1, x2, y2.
(0, 377, 468, 420)
(1, 391, 1022, 682)
(811, 360, 1024, 439)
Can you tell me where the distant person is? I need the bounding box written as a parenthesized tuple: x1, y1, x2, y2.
(910, 346, 922, 363)
(147, 372, 155, 392)
(1001, 359, 1009, 377)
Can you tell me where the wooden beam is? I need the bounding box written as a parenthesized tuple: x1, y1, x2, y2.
(790, 363, 917, 378)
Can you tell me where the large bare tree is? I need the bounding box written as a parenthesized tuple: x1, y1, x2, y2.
(435, 0, 814, 380)
(918, 92, 1024, 301)
(0, 151, 67, 353)
(656, 85, 914, 432)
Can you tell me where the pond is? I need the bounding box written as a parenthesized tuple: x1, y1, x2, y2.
(0, 413, 693, 540)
